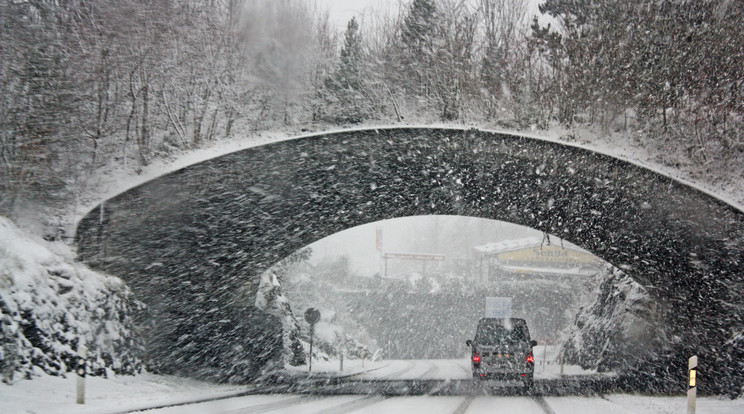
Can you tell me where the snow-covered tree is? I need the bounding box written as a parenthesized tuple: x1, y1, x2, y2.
(321, 18, 375, 123)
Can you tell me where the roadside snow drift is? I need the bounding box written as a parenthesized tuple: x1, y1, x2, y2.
(0, 216, 142, 383)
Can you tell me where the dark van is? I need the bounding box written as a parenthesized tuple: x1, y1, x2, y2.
(466, 318, 537, 388)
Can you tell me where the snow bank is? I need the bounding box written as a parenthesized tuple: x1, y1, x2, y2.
(0, 216, 142, 383)
(0, 371, 249, 414)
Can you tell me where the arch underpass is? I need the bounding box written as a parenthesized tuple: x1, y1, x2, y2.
(75, 127, 743, 390)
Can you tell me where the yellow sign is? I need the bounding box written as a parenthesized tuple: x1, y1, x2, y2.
(689, 369, 696, 387)
(497, 245, 599, 265)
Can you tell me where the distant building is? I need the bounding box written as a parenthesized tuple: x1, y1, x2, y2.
(472, 237, 604, 283)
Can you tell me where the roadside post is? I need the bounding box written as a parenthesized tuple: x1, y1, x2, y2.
(304, 308, 320, 372)
(688, 355, 697, 414)
(362, 333, 366, 368)
(76, 342, 87, 404)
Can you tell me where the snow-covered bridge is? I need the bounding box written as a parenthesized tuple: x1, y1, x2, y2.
(75, 127, 743, 390)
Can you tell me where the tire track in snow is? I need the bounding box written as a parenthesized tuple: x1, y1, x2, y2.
(381, 360, 418, 379)
(419, 361, 440, 379)
(455, 359, 471, 375)
(532, 395, 557, 414)
(224, 395, 313, 414)
(451, 395, 474, 414)
(313, 395, 388, 414)
(346, 360, 415, 380)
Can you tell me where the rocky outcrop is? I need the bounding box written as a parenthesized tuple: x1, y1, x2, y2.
(0, 217, 142, 383)
(562, 268, 668, 373)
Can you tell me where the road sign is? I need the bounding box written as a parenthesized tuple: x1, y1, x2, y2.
(304, 308, 320, 325)
(485, 297, 512, 318)
(304, 308, 321, 372)
(383, 252, 445, 261)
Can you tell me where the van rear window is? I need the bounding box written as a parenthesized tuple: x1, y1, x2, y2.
(475, 323, 528, 346)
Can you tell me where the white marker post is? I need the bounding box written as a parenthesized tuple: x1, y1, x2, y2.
(76, 343, 87, 404)
(339, 347, 344, 372)
(362, 334, 366, 369)
(687, 355, 697, 414)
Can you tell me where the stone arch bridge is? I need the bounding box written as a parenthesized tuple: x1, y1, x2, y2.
(76, 127, 743, 390)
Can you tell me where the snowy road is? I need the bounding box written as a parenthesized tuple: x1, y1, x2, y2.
(3, 369, 742, 414)
(345, 359, 468, 380)
(285, 347, 599, 380)
(275, 358, 612, 397)
(140, 393, 744, 414)
(131, 359, 741, 413)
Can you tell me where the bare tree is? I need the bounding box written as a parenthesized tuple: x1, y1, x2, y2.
(478, 0, 530, 120)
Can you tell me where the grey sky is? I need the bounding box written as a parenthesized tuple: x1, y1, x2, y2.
(320, 0, 399, 29)
(309, 216, 544, 276)
(320, 0, 545, 30)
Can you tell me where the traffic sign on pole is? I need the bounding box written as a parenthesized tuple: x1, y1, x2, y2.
(304, 308, 320, 372)
(304, 308, 320, 325)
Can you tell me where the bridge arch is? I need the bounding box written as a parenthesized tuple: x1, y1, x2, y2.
(76, 127, 743, 386)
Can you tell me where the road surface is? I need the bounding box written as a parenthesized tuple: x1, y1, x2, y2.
(131, 359, 742, 414)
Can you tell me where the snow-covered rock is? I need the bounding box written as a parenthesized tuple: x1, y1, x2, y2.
(562, 267, 744, 396)
(0, 217, 142, 383)
(561, 268, 668, 373)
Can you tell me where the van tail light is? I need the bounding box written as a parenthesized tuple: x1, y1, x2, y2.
(473, 354, 481, 363)
(526, 354, 534, 364)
